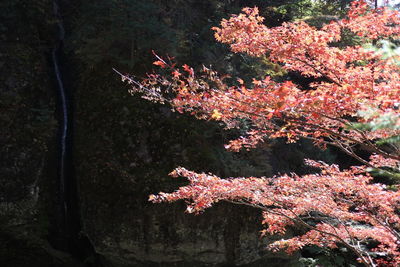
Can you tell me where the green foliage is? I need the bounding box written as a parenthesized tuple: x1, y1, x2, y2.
(274, 0, 351, 19)
(349, 108, 400, 147)
(355, 108, 399, 131)
(367, 167, 400, 186)
(349, 107, 400, 184)
(365, 40, 400, 64)
(357, 41, 400, 146)
(300, 246, 356, 267)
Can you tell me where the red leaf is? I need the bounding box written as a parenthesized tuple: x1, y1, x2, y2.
(153, 60, 167, 68)
(172, 70, 181, 78)
(183, 64, 194, 76)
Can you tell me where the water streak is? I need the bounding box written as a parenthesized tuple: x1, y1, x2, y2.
(52, 0, 68, 228)
(50, 2, 99, 263)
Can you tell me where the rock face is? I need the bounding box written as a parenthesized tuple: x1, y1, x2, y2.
(0, 1, 79, 266)
(85, 203, 299, 267)
(72, 69, 296, 266)
(0, 1, 302, 266)
(0, 0, 56, 228)
(0, 228, 85, 267)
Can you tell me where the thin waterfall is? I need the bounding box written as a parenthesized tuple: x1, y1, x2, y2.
(52, 0, 68, 232)
(51, 0, 69, 250)
(50, 1, 99, 264)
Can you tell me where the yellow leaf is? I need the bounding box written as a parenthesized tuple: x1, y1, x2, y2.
(211, 109, 222, 120)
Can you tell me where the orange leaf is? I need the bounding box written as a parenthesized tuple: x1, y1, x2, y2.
(153, 60, 166, 68)
(172, 70, 181, 78)
(183, 64, 194, 76)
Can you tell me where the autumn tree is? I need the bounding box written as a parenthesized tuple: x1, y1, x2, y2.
(118, 1, 400, 266)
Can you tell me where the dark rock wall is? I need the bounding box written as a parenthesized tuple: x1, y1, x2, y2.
(0, 0, 55, 228)
(0, 1, 85, 266)
(72, 68, 287, 266)
(67, 1, 297, 265)
(0, 0, 312, 266)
